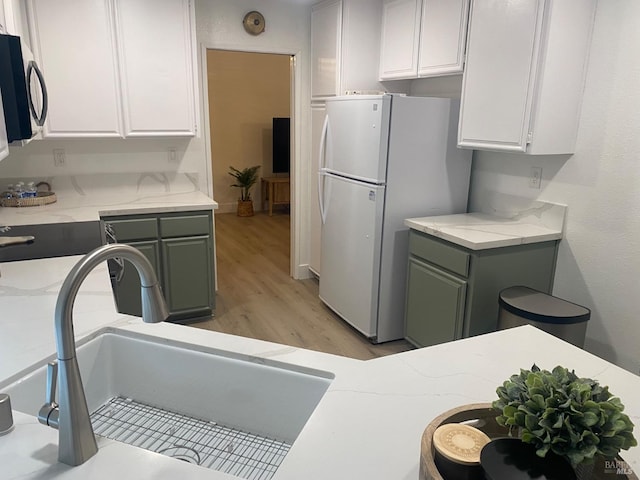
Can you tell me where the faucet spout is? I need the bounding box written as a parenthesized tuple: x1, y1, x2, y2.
(42, 243, 169, 466)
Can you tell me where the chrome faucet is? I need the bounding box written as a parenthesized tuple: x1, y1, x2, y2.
(37, 243, 169, 466)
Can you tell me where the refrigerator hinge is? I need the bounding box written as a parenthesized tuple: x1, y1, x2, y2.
(526, 132, 533, 144)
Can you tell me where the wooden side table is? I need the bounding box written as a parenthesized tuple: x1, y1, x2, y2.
(261, 177, 290, 216)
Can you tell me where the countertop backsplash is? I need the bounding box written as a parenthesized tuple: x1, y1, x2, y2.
(471, 189, 567, 235)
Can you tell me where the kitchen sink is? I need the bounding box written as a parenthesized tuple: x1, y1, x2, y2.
(2, 329, 334, 478)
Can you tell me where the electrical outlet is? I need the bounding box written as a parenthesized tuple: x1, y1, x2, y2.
(529, 166, 542, 189)
(168, 147, 177, 163)
(53, 149, 66, 167)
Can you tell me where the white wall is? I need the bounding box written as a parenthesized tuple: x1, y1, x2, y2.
(468, 1, 640, 374)
(195, 0, 312, 278)
(0, 0, 313, 278)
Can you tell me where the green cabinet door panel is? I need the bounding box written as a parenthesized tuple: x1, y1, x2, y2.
(105, 218, 158, 241)
(113, 240, 161, 317)
(408, 231, 470, 277)
(159, 214, 211, 238)
(161, 235, 213, 317)
(405, 257, 467, 348)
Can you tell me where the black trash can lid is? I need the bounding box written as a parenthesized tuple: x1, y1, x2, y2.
(499, 286, 591, 325)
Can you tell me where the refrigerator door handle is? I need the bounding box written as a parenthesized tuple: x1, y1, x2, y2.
(318, 172, 327, 225)
(318, 115, 330, 224)
(318, 114, 329, 171)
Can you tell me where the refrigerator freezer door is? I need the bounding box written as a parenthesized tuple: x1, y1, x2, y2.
(323, 95, 391, 184)
(319, 173, 385, 338)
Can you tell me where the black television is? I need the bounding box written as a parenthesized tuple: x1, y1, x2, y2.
(272, 117, 290, 174)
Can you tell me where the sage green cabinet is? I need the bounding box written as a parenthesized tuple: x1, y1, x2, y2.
(406, 258, 466, 347)
(405, 229, 558, 348)
(102, 210, 215, 322)
(161, 236, 212, 315)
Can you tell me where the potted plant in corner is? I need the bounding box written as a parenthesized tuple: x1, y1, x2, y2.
(228, 165, 261, 217)
(493, 364, 637, 479)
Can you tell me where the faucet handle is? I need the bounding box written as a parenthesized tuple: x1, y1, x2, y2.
(38, 361, 59, 428)
(45, 361, 58, 406)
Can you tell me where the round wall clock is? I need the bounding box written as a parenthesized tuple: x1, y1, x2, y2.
(243, 11, 265, 36)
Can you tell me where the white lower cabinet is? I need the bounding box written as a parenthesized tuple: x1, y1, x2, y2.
(458, 0, 597, 154)
(28, 0, 197, 138)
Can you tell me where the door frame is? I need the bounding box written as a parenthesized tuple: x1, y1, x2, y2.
(200, 45, 301, 279)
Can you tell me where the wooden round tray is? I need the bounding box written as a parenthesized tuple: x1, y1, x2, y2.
(420, 403, 638, 480)
(0, 191, 57, 207)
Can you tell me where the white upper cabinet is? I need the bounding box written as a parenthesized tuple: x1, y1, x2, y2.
(379, 0, 420, 80)
(379, 0, 469, 80)
(29, 0, 122, 137)
(458, 0, 597, 154)
(27, 0, 198, 138)
(311, 1, 341, 98)
(417, 0, 469, 77)
(2, 0, 31, 49)
(115, 0, 196, 137)
(311, 0, 383, 99)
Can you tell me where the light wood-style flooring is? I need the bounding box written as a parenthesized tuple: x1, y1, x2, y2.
(191, 211, 413, 360)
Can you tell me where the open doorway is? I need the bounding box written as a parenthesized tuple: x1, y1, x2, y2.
(206, 49, 292, 217)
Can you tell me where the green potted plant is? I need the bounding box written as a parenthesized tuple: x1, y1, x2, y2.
(493, 365, 637, 478)
(228, 165, 261, 217)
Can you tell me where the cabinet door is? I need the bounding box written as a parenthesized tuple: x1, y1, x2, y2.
(379, 0, 421, 80)
(458, 0, 544, 152)
(113, 240, 161, 317)
(0, 92, 8, 161)
(418, 0, 469, 77)
(340, 0, 384, 94)
(114, 0, 196, 136)
(405, 257, 466, 348)
(28, 0, 122, 137)
(311, 0, 342, 98)
(3, 0, 31, 50)
(161, 235, 213, 317)
(309, 103, 325, 275)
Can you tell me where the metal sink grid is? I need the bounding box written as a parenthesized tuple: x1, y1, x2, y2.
(90, 396, 291, 480)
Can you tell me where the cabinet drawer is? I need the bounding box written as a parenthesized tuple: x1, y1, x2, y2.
(160, 214, 211, 238)
(409, 230, 469, 277)
(106, 218, 158, 241)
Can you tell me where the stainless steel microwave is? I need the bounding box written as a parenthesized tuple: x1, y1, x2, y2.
(0, 33, 48, 143)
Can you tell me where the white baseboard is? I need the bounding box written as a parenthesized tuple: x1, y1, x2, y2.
(294, 264, 314, 280)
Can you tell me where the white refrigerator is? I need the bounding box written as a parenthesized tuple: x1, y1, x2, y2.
(318, 94, 472, 343)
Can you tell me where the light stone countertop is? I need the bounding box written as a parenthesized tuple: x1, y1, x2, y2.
(0, 256, 638, 480)
(405, 201, 567, 250)
(0, 172, 217, 226)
